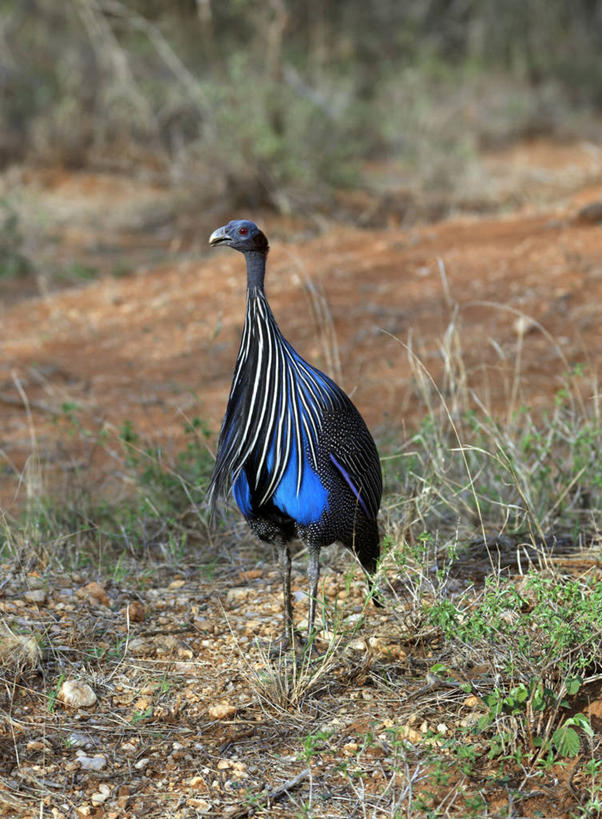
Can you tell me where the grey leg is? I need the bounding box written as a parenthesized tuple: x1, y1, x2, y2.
(279, 544, 293, 643)
(307, 546, 321, 641)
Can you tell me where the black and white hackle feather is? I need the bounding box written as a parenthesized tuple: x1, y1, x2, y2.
(208, 219, 382, 646)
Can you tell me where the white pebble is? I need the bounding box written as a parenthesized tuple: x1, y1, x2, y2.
(76, 751, 107, 771)
(68, 732, 96, 749)
(91, 784, 111, 805)
(60, 681, 97, 708)
(293, 590, 307, 602)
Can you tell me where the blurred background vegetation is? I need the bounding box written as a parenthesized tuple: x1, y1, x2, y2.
(2, 0, 602, 217)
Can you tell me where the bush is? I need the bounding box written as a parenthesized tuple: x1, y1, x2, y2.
(1, 0, 601, 212)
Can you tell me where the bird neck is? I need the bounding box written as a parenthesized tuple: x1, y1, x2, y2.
(245, 251, 267, 292)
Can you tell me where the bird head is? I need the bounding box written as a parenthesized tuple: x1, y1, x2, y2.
(209, 220, 269, 254)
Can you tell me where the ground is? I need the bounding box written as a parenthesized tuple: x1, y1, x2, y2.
(1, 141, 602, 817)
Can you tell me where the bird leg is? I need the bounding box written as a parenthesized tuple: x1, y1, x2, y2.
(271, 543, 294, 653)
(306, 546, 321, 644)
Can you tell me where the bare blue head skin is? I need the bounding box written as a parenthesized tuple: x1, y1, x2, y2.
(209, 219, 269, 291)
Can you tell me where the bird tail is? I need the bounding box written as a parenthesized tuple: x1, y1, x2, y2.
(355, 524, 384, 608)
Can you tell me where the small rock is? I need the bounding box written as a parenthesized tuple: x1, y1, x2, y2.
(134, 757, 150, 770)
(128, 637, 147, 655)
(27, 739, 49, 752)
(188, 775, 208, 790)
(91, 784, 111, 805)
(226, 587, 248, 603)
(125, 600, 145, 622)
(168, 579, 186, 589)
(208, 702, 237, 720)
(464, 695, 481, 708)
(80, 581, 110, 607)
(348, 638, 367, 651)
(399, 724, 423, 744)
(155, 635, 178, 656)
(293, 590, 307, 602)
(68, 732, 97, 749)
(173, 661, 196, 674)
(76, 751, 107, 771)
(60, 680, 97, 708)
(24, 589, 47, 604)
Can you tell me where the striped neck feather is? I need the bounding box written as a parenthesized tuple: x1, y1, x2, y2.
(208, 288, 344, 508)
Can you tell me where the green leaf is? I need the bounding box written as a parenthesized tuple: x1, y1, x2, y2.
(565, 677, 582, 696)
(552, 726, 581, 758)
(569, 713, 594, 738)
(513, 684, 529, 704)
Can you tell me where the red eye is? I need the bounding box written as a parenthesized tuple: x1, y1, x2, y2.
(239, 226, 248, 235)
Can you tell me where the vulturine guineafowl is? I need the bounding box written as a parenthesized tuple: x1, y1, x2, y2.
(208, 219, 382, 647)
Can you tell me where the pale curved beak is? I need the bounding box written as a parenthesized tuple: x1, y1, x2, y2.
(209, 226, 231, 246)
